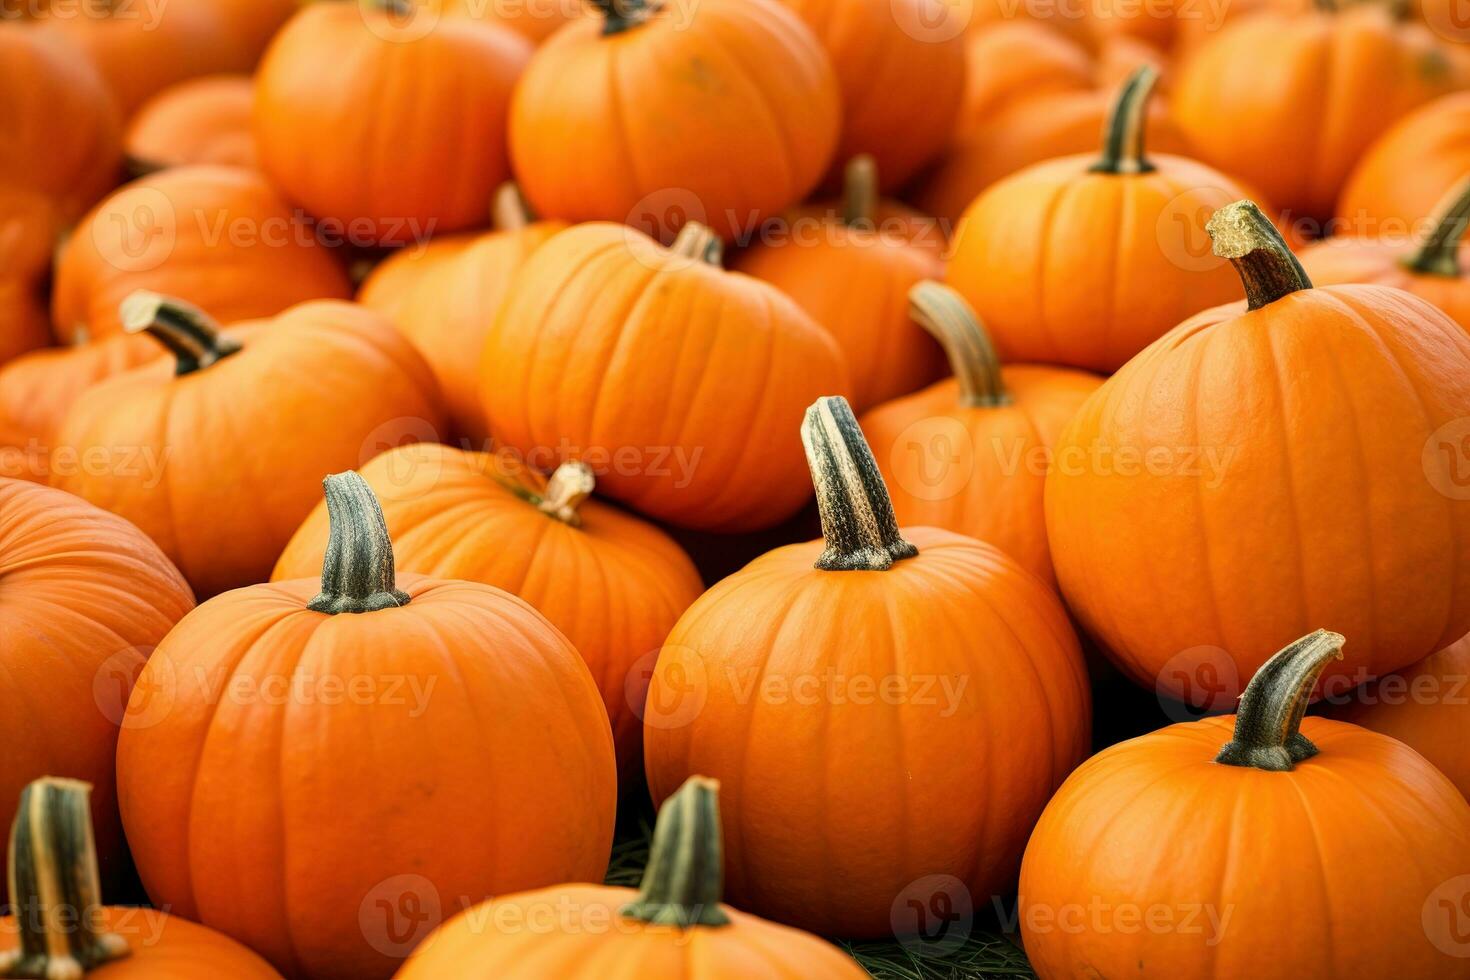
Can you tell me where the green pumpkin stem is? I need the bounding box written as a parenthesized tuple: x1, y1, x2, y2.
(620, 777, 731, 928)
(119, 291, 242, 376)
(802, 395, 918, 572)
(492, 182, 534, 232)
(1403, 175, 1470, 277)
(909, 282, 1010, 408)
(1206, 200, 1313, 310)
(842, 155, 879, 228)
(0, 779, 130, 979)
(670, 222, 723, 266)
(535, 461, 595, 526)
(1090, 65, 1159, 175)
(1216, 630, 1345, 771)
(586, 0, 656, 35)
(308, 472, 410, 614)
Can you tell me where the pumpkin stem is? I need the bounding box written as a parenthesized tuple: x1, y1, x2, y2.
(842, 154, 878, 228)
(1090, 65, 1159, 175)
(802, 395, 918, 572)
(308, 472, 411, 614)
(1206, 200, 1313, 311)
(1403, 174, 1470, 277)
(535, 461, 595, 526)
(670, 222, 724, 266)
(0, 778, 130, 979)
(620, 776, 731, 928)
(119, 290, 241, 376)
(1216, 630, 1345, 771)
(908, 282, 1010, 408)
(492, 182, 534, 232)
(586, 0, 657, 35)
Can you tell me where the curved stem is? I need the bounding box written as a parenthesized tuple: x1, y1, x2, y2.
(1090, 65, 1159, 175)
(119, 291, 241, 376)
(1216, 630, 1345, 771)
(670, 222, 723, 266)
(842, 154, 878, 228)
(1404, 175, 1470, 277)
(909, 282, 1009, 408)
(802, 396, 918, 572)
(535, 461, 595, 526)
(0, 778, 130, 979)
(1206, 201, 1313, 310)
(308, 472, 410, 614)
(585, 0, 656, 34)
(620, 776, 730, 928)
(492, 182, 534, 232)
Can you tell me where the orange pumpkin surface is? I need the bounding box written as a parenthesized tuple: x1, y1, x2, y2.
(963, 0, 1095, 48)
(198, 0, 297, 64)
(428, 0, 584, 42)
(1338, 91, 1470, 233)
(126, 74, 256, 173)
(957, 21, 1094, 133)
(0, 188, 61, 367)
(356, 234, 482, 323)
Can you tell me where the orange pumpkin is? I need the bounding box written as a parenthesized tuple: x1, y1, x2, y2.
(732, 157, 945, 412)
(255, 5, 531, 244)
(0, 420, 48, 484)
(1172, 0, 1308, 53)
(396, 777, 868, 979)
(644, 396, 1091, 937)
(356, 235, 482, 324)
(957, 21, 1094, 133)
(860, 283, 1102, 586)
(1047, 200, 1470, 706)
(481, 221, 850, 531)
(1020, 631, 1470, 978)
(273, 444, 703, 780)
(125, 74, 256, 174)
(964, 0, 1095, 48)
(53, 165, 353, 342)
(1092, 30, 1169, 88)
(427, 0, 583, 43)
(117, 473, 616, 980)
(509, 0, 840, 242)
(1172, 3, 1463, 223)
(198, 0, 297, 64)
(0, 188, 60, 367)
(52, 293, 445, 597)
(947, 67, 1249, 372)
(0, 479, 194, 895)
(1338, 91, 1470, 233)
(0, 778, 283, 978)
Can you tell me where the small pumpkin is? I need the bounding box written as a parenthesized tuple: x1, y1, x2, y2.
(509, 0, 840, 242)
(860, 282, 1103, 586)
(53, 166, 353, 342)
(125, 74, 256, 174)
(1338, 91, 1470, 232)
(481, 221, 850, 531)
(0, 778, 283, 978)
(964, 0, 1095, 49)
(732, 157, 946, 411)
(356, 235, 482, 324)
(51, 293, 445, 597)
(0, 189, 61, 367)
(117, 473, 616, 980)
(1046, 200, 1470, 705)
(198, 0, 298, 65)
(957, 21, 1094, 134)
(396, 776, 868, 979)
(1020, 630, 1470, 978)
(255, 4, 532, 244)
(946, 67, 1250, 372)
(273, 444, 703, 780)
(643, 396, 1091, 937)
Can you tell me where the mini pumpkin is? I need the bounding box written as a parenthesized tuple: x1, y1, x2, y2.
(0, 189, 61, 367)
(51, 293, 445, 597)
(125, 74, 256, 174)
(957, 21, 1094, 133)
(1338, 91, 1470, 232)
(1020, 631, 1470, 978)
(643, 396, 1091, 937)
(117, 473, 616, 980)
(481, 221, 850, 531)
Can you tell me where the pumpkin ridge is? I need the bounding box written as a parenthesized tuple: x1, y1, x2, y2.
(697, 22, 800, 199)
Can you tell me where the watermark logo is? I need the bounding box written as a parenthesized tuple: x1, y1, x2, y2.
(891, 875, 974, 958)
(1424, 875, 1470, 958)
(1156, 645, 1240, 722)
(1423, 417, 1470, 500)
(360, 874, 443, 959)
(638, 645, 709, 731)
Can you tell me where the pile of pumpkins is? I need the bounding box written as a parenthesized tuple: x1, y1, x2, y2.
(2, 0, 1470, 977)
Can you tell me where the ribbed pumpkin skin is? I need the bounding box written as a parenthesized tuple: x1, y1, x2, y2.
(272, 444, 704, 778)
(644, 527, 1091, 937)
(0, 908, 283, 978)
(255, 6, 531, 242)
(1020, 717, 1470, 978)
(0, 335, 159, 451)
(1299, 237, 1470, 330)
(394, 885, 869, 979)
(481, 223, 850, 532)
(957, 22, 1093, 133)
(357, 235, 482, 322)
(0, 479, 194, 894)
(53, 166, 353, 342)
(1046, 284, 1470, 700)
(126, 74, 257, 172)
(509, 0, 840, 242)
(1172, 6, 1463, 222)
(860, 366, 1103, 587)
(1338, 92, 1470, 231)
(946, 153, 1250, 372)
(116, 575, 616, 980)
(51, 302, 445, 597)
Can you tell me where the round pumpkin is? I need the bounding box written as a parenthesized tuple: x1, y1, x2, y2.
(0, 778, 283, 979)
(964, 0, 1095, 48)
(125, 74, 256, 174)
(643, 396, 1091, 937)
(396, 776, 868, 979)
(273, 444, 703, 780)
(357, 234, 482, 324)
(116, 473, 616, 980)
(946, 67, 1250, 372)
(255, 4, 531, 244)
(198, 0, 297, 64)
(51, 293, 445, 597)
(427, 0, 583, 43)
(1020, 630, 1470, 978)
(0, 334, 158, 459)
(508, 0, 840, 242)
(957, 21, 1094, 134)
(1338, 91, 1470, 233)
(0, 188, 60, 367)
(53, 165, 353, 342)
(0, 479, 194, 896)
(481, 221, 850, 531)
(732, 157, 946, 411)
(1047, 200, 1470, 706)
(860, 282, 1103, 586)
